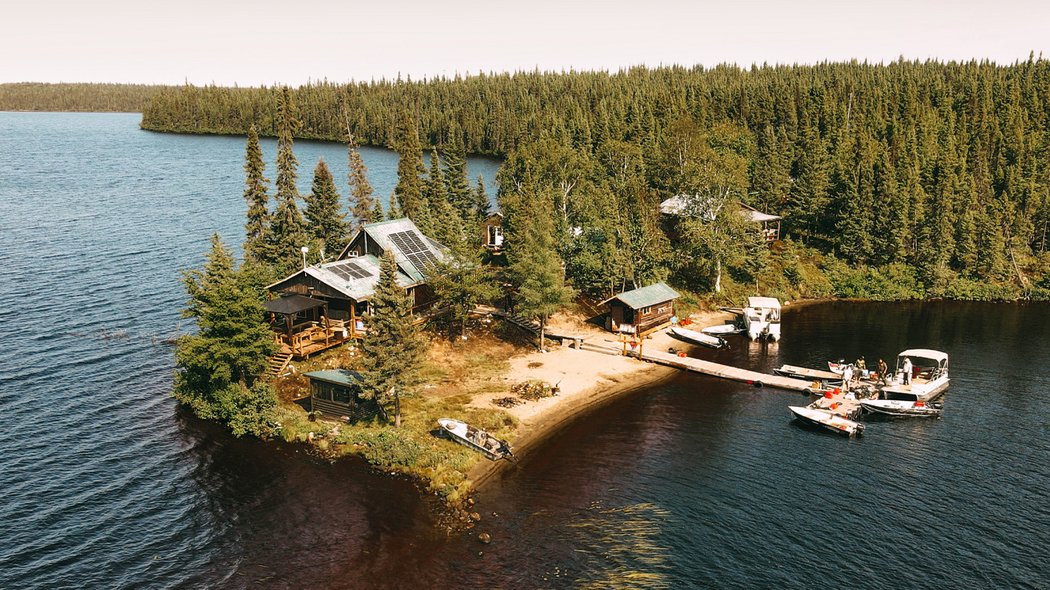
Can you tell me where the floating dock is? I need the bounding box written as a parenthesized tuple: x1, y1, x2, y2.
(638, 349, 815, 392)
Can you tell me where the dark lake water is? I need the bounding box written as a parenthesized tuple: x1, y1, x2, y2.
(2, 112, 1049, 589)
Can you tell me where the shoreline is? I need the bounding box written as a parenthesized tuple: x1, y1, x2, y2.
(465, 308, 735, 492)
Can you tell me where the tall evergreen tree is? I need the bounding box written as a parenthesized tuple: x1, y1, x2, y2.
(174, 235, 278, 437)
(242, 124, 271, 263)
(393, 115, 426, 220)
(507, 190, 574, 351)
(358, 251, 428, 427)
(346, 134, 375, 230)
(268, 87, 307, 271)
(303, 159, 349, 258)
(425, 241, 500, 338)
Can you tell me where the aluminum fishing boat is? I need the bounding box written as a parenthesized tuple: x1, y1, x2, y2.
(860, 399, 943, 417)
(789, 406, 865, 437)
(437, 418, 513, 460)
(670, 326, 728, 349)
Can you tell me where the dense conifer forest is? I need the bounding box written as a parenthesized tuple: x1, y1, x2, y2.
(140, 60, 1050, 300)
(0, 82, 164, 112)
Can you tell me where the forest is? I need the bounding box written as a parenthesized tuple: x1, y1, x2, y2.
(139, 60, 1050, 301)
(0, 82, 164, 112)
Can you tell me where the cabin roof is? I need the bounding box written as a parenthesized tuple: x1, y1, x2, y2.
(266, 254, 416, 302)
(304, 369, 363, 387)
(263, 294, 327, 315)
(601, 282, 680, 309)
(659, 195, 781, 222)
(899, 349, 949, 363)
(337, 217, 445, 282)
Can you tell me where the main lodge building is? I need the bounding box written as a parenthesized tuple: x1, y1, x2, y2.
(264, 218, 444, 360)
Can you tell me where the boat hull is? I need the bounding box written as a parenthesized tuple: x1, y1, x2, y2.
(789, 406, 864, 437)
(437, 418, 512, 460)
(860, 400, 942, 417)
(670, 326, 728, 349)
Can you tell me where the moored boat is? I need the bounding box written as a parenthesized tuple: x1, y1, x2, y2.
(701, 323, 745, 336)
(773, 364, 842, 383)
(860, 399, 943, 417)
(742, 297, 781, 341)
(670, 326, 728, 349)
(788, 406, 865, 437)
(880, 349, 950, 402)
(437, 418, 513, 460)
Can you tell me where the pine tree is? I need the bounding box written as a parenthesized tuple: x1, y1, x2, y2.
(393, 114, 426, 220)
(303, 159, 348, 259)
(268, 87, 307, 272)
(371, 198, 385, 223)
(425, 241, 500, 338)
(358, 251, 428, 427)
(472, 175, 490, 220)
(242, 124, 271, 263)
(507, 191, 574, 350)
(442, 135, 474, 219)
(174, 235, 278, 437)
(347, 134, 375, 229)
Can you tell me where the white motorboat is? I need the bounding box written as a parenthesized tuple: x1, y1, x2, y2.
(742, 297, 781, 341)
(670, 326, 728, 349)
(437, 418, 513, 460)
(701, 323, 745, 336)
(773, 364, 842, 383)
(880, 349, 950, 402)
(860, 399, 943, 417)
(789, 406, 865, 437)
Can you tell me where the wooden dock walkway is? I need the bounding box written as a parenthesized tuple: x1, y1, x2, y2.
(638, 349, 816, 392)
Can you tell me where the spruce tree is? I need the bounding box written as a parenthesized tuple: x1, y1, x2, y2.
(442, 135, 474, 219)
(507, 191, 574, 351)
(393, 114, 426, 220)
(347, 133, 375, 229)
(174, 235, 278, 437)
(242, 124, 271, 263)
(268, 87, 307, 272)
(358, 251, 427, 427)
(426, 241, 500, 338)
(303, 159, 349, 258)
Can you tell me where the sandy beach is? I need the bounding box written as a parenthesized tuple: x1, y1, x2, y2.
(468, 308, 735, 488)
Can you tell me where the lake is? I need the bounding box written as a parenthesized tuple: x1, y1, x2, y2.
(1, 113, 1048, 589)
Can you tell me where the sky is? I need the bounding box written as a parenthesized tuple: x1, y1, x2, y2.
(4, 0, 1049, 86)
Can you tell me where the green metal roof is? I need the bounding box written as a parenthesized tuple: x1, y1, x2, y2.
(303, 369, 362, 387)
(604, 282, 680, 309)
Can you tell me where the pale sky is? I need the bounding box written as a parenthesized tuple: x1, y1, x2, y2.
(4, 0, 1048, 85)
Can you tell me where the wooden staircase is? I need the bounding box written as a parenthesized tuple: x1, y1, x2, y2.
(504, 313, 541, 336)
(265, 351, 293, 378)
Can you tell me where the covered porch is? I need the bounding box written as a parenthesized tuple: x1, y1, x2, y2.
(264, 294, 362, 359)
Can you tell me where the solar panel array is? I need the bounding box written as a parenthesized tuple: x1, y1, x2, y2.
(328, 260, 371, 282)
(388, 230, 439, 273)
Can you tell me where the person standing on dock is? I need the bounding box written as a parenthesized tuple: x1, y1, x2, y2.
(842, 364, 854, 392)
(902, 357, 913, 385)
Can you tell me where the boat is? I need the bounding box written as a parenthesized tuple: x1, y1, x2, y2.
(879, 349, 950, 402)
(742, 297, 781, 341)
(437, 418, 513, 460)
(701, 323, 745, 336)
(670, 326, 728, 349)
(789, 406, 865, 437)
(773, 364, 843, 384)
(860, 399, 943, 417)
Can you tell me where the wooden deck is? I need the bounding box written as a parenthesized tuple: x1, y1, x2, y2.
(274, 319, 358, 359)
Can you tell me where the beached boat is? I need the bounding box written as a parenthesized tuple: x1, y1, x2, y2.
(670, 326, 728, 349)
(788, 406, 865, 437)
(742, 297, 781, 341)
(437, 418, 513, 460)
(701, 323, 745, 336)
(880, 349, 950, 402)
(860, 399, 943, 417)
(773, 364, 843, 383)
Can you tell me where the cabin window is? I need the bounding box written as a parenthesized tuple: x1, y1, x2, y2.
(333, 386, 351, 405)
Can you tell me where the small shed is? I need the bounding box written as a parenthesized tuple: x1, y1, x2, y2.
(304, 369, 367, 419)
(482, 212, 504, 252)
(602, 282, 680, 335)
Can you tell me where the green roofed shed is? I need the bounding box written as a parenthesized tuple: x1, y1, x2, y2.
(601, 282, 680, 335)
(303, 370, 369, 419)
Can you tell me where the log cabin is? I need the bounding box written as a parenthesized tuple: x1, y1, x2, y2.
(602, 282, 680, 336)
(265, 218, 444, 358)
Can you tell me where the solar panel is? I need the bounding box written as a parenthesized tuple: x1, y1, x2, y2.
(328, 260, 370, 281)
(389, 230, 439, 272)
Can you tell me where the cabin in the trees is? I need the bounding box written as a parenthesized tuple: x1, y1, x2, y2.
(659, 195, 782, 243)
(602, 282, 680, 335)
(266, 218, 444, 358)
(303, 369, 373, 420)
(482, 211, 504, 253)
